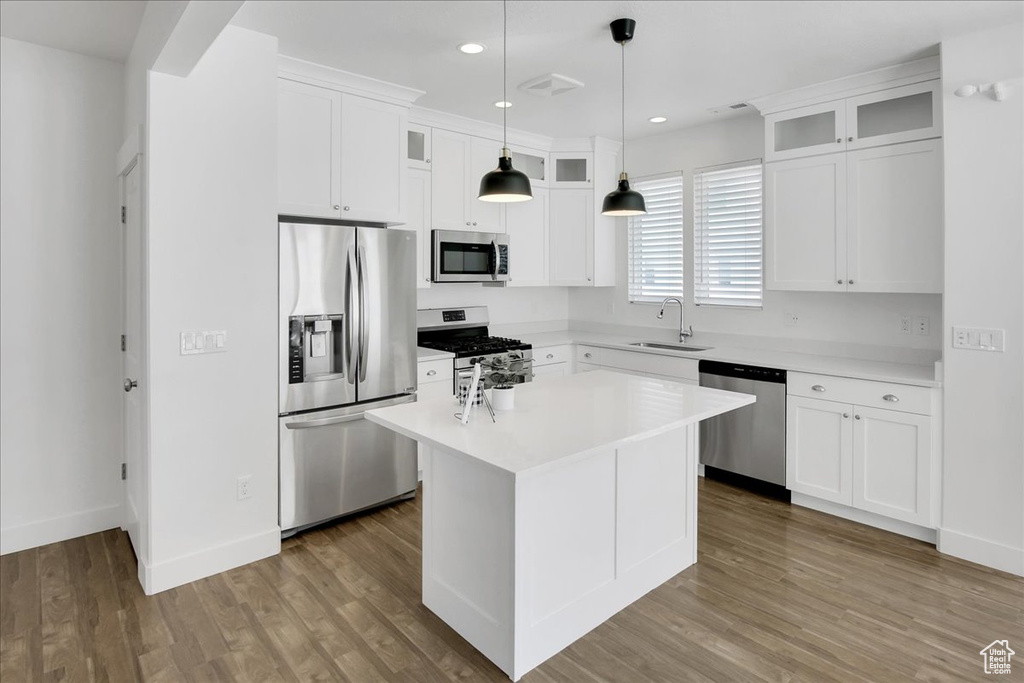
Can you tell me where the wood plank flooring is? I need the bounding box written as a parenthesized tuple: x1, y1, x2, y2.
(2, 479, 1022, 682)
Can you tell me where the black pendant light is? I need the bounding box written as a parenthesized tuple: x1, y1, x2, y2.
(602, 18, 647, 217)
(479, 0, 533, 203)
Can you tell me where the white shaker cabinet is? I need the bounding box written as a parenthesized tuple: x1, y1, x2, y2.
(505, 187, 548, 286)
(765, 153, 847, 291)
(400, 168, 431, 289)
(786, 396, 854, 504)
(430, 129, 505, 233)
(765, 100, 846, 162)
(852, 407, 931, 526)
(846, 139, 942, 293)
(278, 80, 342, 219)
(845, 81, 942, 151)
(277, 80, 407, 223)
(549, 152, 593, 188)
(549, 189, 593, 285)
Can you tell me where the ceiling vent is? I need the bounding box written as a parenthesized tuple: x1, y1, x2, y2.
(518, 73, 584, 97)
(728, 102, 748, 109)
(707, 102, 752, 116)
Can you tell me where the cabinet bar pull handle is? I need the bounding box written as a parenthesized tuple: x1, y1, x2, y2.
(811, 384, 826, 392)
(426, 370, 436, 376)
(882, 394, 899, 402)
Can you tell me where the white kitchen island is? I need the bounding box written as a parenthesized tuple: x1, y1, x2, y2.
(366, 370, 754, 681)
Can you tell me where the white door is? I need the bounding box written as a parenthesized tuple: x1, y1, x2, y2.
(765, 153, 847, 291)
(786, 396, 853, 504)
(852, 407, 931, 526)
(122, 160, 147, 560)
(549, 189, 593, 286)
(469, 136, 505, 232)
(764, 100, 846, 162)
(506, 187, 548, 286)
(531, 363, 567, 381)
(277, 79, 342, 218)
(846, 139, 943, 293)
(401, 168, 432, 289)
(845, 80, 942, 150)
(339, 94, 406, 223)
(431, 129, 471, 230)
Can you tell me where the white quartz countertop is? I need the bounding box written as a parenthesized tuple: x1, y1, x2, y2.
(515, 330, 941, 388)
(417, 346, 454, 362)
(366, 370, 754, 476)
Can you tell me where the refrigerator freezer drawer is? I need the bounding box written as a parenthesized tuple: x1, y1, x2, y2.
(280, 395, 417, 535)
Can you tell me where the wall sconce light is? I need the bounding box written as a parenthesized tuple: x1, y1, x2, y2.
(955, 82, 1009, 102)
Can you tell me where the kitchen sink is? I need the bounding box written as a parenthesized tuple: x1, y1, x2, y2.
(629, 341, 713, 352)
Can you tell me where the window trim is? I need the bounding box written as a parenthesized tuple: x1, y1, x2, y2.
(693, 158, 764, 310)
(626, 171, 685, 305)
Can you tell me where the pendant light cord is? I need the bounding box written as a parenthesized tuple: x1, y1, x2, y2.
(621, 41, 625, 174)
(503, 0, 507, 148)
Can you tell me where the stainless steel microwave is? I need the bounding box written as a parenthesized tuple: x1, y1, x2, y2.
(431, 229, 510, 283)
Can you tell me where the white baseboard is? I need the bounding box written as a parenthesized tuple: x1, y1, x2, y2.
(139, 527, 281, 595)
(937, 528, 1024, 577)
(791, 493, 936, 544)
(0, 504, 123, 555)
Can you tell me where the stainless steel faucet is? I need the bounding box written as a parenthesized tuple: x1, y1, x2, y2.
(658, 297, 693, 343)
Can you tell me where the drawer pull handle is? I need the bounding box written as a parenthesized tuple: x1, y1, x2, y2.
(882, 394, 899, 403)
(426, 370, 436, 376)
(811, 384, 826, 392)
(546, 353, 554, 359)
(584, 352, 593, 359)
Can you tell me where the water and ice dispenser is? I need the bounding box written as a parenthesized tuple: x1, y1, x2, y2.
(288, 314, 346, 384)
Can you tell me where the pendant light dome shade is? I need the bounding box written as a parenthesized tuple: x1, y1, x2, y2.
(479, 148, 533, 202)
(602, 172, 646, 216)
(478, 0, 533, 203)
(603, 18, 646, 217)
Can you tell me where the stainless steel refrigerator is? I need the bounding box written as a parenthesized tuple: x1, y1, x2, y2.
(278, 219, 417, 536)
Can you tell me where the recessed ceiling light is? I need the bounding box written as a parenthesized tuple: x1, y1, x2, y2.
(648, 116, 667, 123)
(458, 43, 486, 54)
(494, 100, 512, 108)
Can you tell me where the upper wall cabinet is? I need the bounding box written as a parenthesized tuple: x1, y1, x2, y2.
(277, 79, 407, 223)
(430, 129, 505, 233)
(765, 80, 941, 162)
(509, 146, 548, 188)
(407, 123, 432, 171)
(549, 152, 593, 188)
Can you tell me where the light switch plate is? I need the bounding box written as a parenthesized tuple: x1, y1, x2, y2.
(952, 326, 1004, 352)
(181, 330, 227, 355)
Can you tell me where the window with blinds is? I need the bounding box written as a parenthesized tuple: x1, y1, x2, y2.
(627, 174, 684, 304)
(693, 161, 763, 307)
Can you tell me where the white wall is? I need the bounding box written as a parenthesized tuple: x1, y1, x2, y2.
(143, 26, 280, 592)
(569, 115, 943, 353)
(939, 24, 1024, 576)
(123, 0, 188, 138)
(0, 38, 125, 554)
(418, 286, 569, 328)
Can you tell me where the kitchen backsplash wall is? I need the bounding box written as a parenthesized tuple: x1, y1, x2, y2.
(417, 285, 570, 327)
(569, 114, 943, 351)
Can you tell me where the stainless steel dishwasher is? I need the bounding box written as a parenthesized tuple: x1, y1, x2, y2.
(699, 360, 788, 497)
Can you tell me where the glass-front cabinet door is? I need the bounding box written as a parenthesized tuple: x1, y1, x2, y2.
(765, 101, 846, 162)
(845, 81, 941, 150)
(407, 123, 431, 170)
(509, 146, 547, 187)
(550, 152, 593, 188)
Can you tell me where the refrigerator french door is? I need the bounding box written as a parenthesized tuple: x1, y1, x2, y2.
(279, 219, 417, 536)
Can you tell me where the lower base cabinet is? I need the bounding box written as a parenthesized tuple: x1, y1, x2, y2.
(786, 372, 934, 528)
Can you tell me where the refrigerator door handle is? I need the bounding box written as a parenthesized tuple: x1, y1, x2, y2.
(345, 247, 358, 385)
(285, 413, 363, 430)
(357, 244, 369, 383)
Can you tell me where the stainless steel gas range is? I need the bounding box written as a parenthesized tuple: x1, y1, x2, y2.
(417, 307, 533, 393)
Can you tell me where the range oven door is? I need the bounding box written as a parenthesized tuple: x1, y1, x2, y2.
(279, 394, 417, 535)
(432, 229, 510, 283)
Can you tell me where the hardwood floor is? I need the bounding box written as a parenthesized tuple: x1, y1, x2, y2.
(2, 479, 1021, 682)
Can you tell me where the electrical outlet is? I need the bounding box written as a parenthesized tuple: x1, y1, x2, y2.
(914, 316, 930, 336)
(784, 312, 799, 327)
(899, 315, 911, 334)
(237, 475, 252, 500)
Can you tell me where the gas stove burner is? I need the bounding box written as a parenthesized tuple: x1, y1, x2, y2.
(420, 335, 532, 358)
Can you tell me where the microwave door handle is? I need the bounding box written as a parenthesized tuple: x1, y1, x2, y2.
(491, 240, 499, 281)
(357, 245, 368, 383)
(345, 247, 358, 384)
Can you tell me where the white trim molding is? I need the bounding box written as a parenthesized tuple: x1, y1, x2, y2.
(0, 504, 123, 555)
(791, 492, 936, 543)
(139, 527, 281, 595)
(749, 56, 940, 115)
(938, 528, 1024, 577)
(279, 55, 424, 107)
(410, 106, 554, 152)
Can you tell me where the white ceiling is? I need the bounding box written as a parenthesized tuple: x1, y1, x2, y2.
(0, 0, 147, 63)
(232, 0, 1022, 140)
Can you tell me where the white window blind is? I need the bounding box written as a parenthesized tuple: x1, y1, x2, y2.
(694, 161, 763, 307)
(627, 174, 684, 304)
